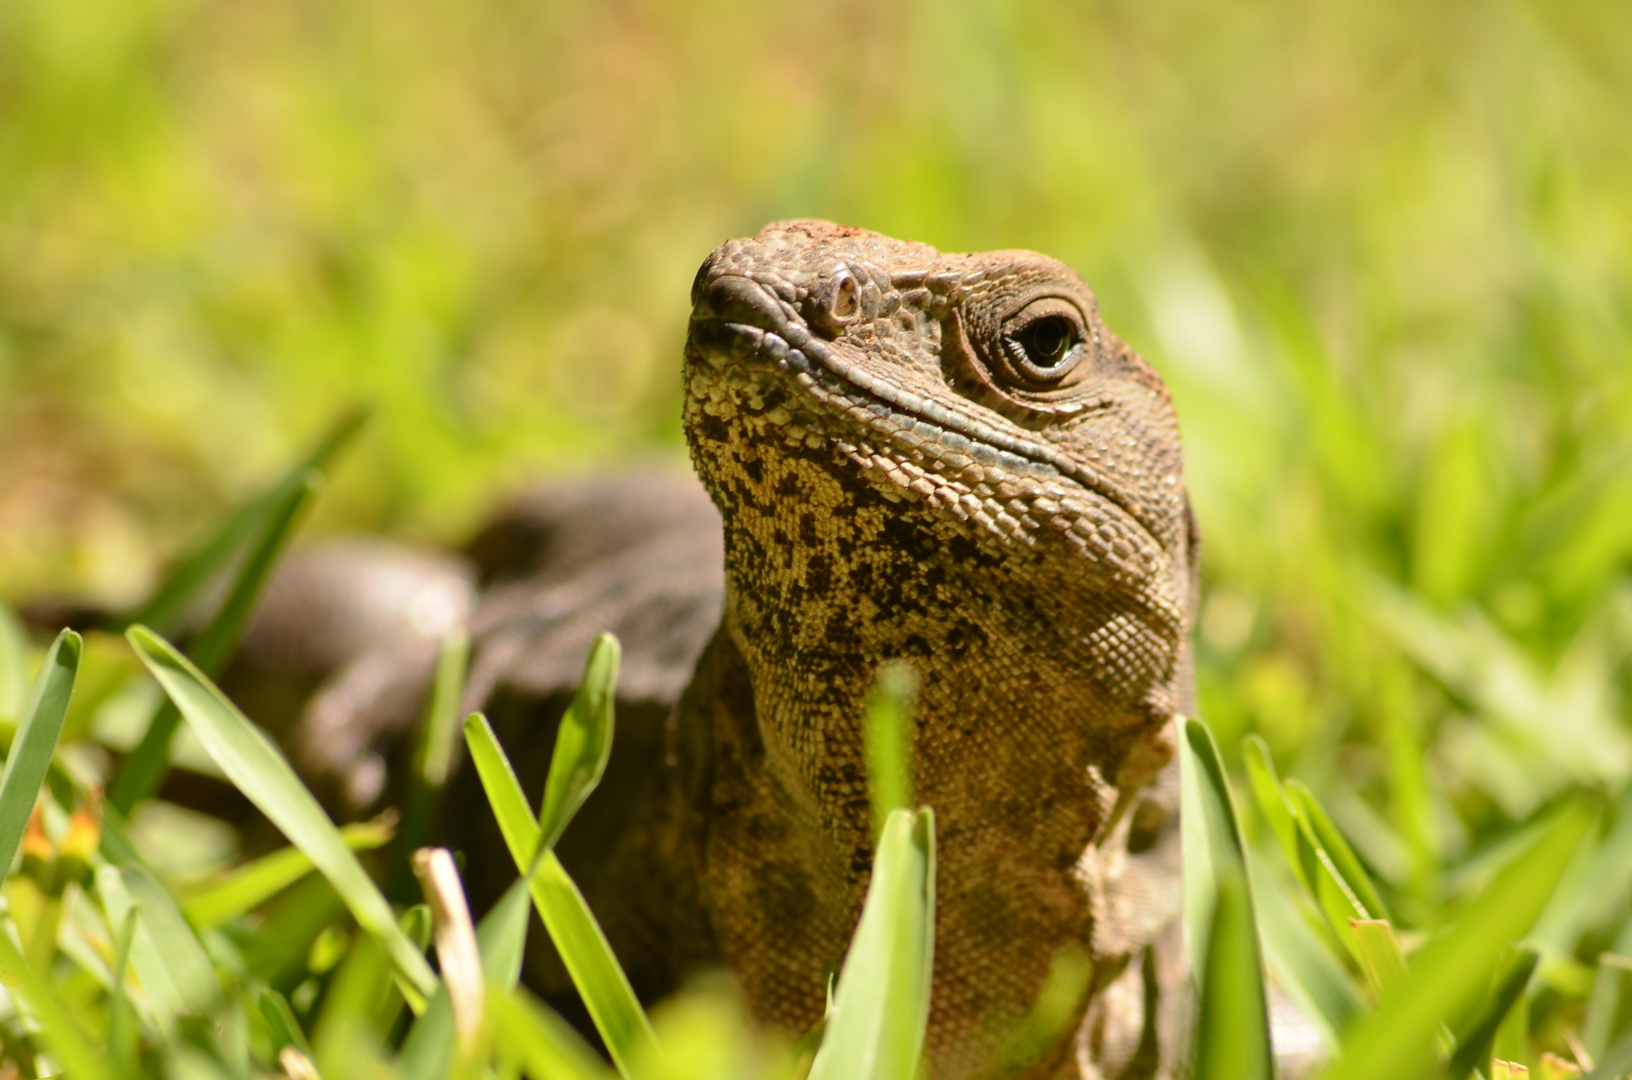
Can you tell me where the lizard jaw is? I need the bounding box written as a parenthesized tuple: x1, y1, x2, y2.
(687, 305, 1171, 565)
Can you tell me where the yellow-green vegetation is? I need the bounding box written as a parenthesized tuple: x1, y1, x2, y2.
(2, 0, 1632, 1077)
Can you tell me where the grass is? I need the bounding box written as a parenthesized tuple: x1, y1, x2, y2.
(0, 451, 1628, 1077)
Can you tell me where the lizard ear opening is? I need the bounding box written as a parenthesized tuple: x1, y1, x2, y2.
(809, 268, 861, 335)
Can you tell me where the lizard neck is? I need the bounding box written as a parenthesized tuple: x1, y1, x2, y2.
(697, 439, 1178, 1076)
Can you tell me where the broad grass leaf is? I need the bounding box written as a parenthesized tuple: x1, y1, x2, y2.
(1195, 869, 1275, 1080)
(807, 807, 936, 1080)
(1584, 1025, 1632, 1080)
(538, 633, 618, 853)
(0, 629, 79, 876)
(97, 864, 182, 1031)
(111, 472, 317, 814)
(126, 625, 437, 1007)
(1443, 947, 1537, 1080)
(182, 817, 396, 929)
(1179, 719, 1273, 1079)
(1318, 801, 1595, 1080)
(464, 707, 660, 1077)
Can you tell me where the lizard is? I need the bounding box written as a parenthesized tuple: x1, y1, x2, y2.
(216, 220, 1201, 1078)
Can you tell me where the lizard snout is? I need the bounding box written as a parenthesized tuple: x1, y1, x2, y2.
(689, 270, 794, 336)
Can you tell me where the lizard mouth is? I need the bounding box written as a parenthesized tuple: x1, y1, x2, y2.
(687, 274, 1164, 550)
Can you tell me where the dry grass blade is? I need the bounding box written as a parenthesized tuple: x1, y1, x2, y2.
(413, 847, 485, 1050)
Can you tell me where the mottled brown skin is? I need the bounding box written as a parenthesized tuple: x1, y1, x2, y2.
(678, 221, 1199, 1078)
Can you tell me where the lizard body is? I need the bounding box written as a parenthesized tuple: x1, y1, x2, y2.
(223, 221, 1199, 1078)
(675, 221, 1197, 1077)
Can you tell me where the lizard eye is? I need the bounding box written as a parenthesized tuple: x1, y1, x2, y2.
(1008, 317, 1075, 370)
(998, 301, 1089, 384)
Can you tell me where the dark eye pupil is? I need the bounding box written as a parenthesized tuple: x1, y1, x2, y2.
(1026, 318, 1072, 365)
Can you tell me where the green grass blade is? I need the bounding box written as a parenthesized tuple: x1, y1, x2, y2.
(1445, 948, 1538, 1080)
(1584, 1026, 1632, 1080)
(0, 629, 80, 875)
(96, 864, 182, 1030)
(125, 404, 369, 635)
(1584, 954, 1632, 1060)
(1179, 719, 1273, 1079)
(807, 806, 936, 1080)
(464, 712, 538, 867)
(0, 924, 115, 1080)
(108, 907, 139, 1078)
(1243, 735, 1304, 886)
(182, 817, 396, 929)
(110, 471, 318, 814)
(530, 854, 660, 1076)
(313, 928, 398, 1070)
(464, 708, 660, 1076)
(864, 662, 917, 837)
(538, 633, 619, 853)
(1352, 919, 1409, 1000)
(121, 864, 222, 1014)
(1287, 780, 1391, 923)
(397, 629, 473, 899)
(999, 946, 1095, 1071)
(125, 624, 437, 1007)
(418, 628, 471, 793)
(488, 986, 612, 1080)
(261, 987, 316, 1059)
(0, 599, 30, 722)
(1194, 868, 1275, 1080)
(1246, 843, 1361, 1046)
(1317, 801, 1595, 1080)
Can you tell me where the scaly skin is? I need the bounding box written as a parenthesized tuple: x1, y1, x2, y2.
(679, 220, 1199, 1079)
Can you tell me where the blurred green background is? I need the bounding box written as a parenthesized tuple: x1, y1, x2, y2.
(3, 0, 1631, 908)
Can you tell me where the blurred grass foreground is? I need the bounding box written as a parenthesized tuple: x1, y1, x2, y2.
(2, 0, 1632, 1076)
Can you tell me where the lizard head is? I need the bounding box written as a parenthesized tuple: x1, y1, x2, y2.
(685, 219, 1193, 650)
(683, 220, 1196, 1075)
(686, 219, 1189, 556)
